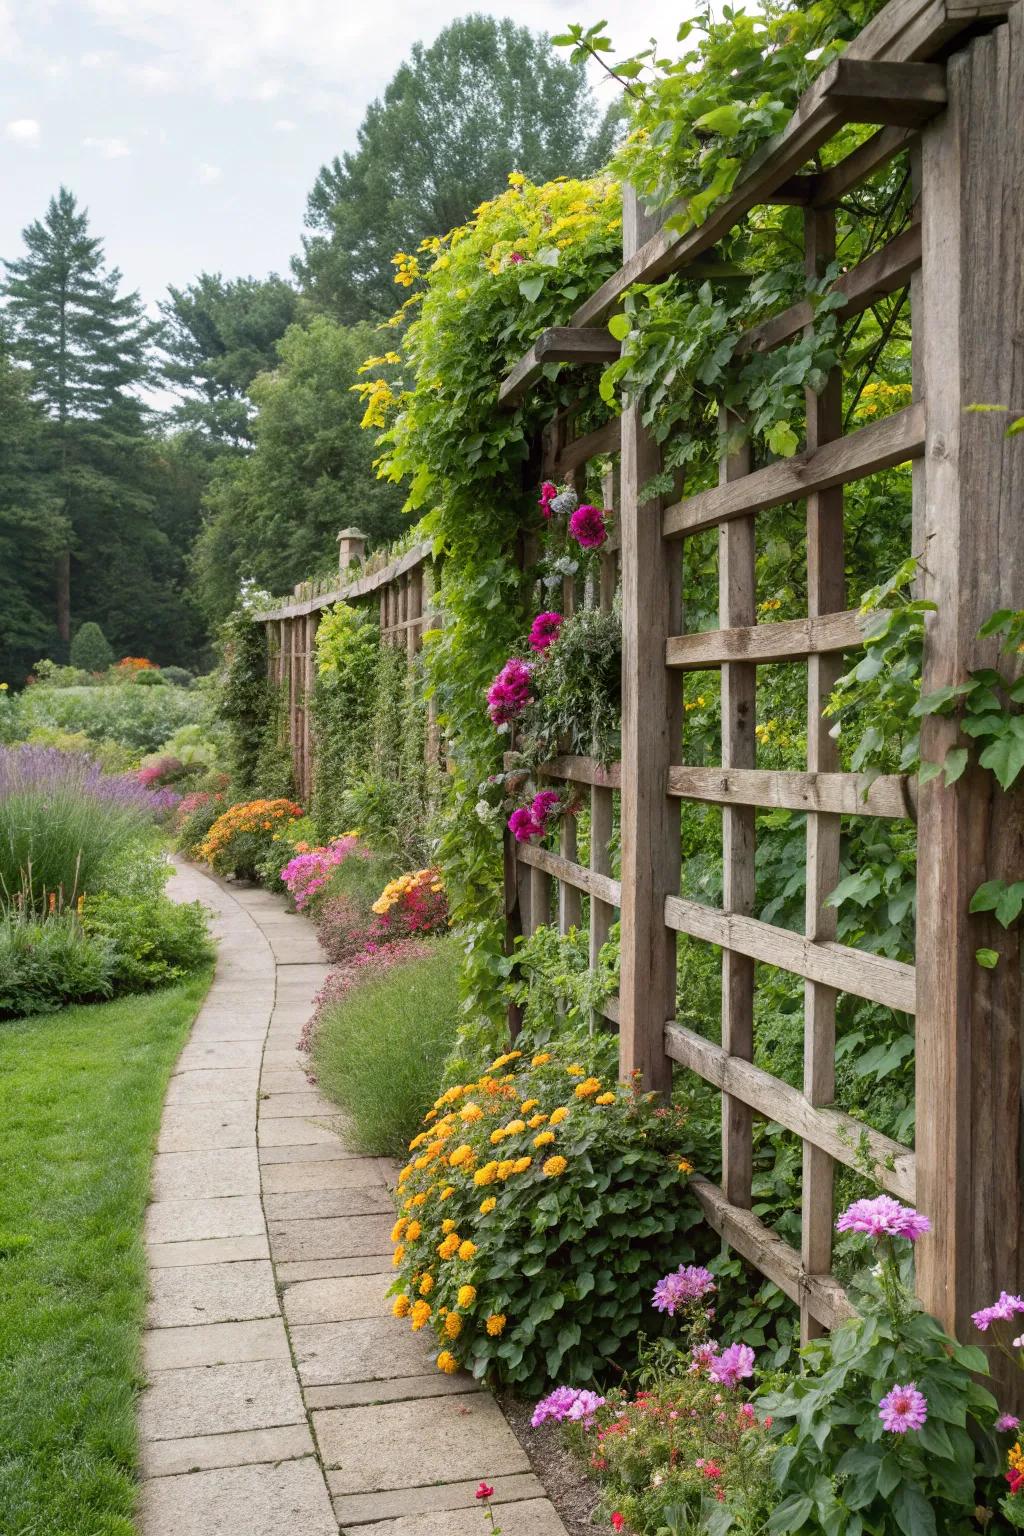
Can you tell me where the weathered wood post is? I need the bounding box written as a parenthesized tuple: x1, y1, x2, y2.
(915, 7, 1024, 1406)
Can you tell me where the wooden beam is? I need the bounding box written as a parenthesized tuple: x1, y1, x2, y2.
(666, 608, 873, 668)
(665, 1023, 916, 1201)
(737, 224, 921, 358)
(819, 59, 947, 125)
(662, 403, 925, 538)
(515, 840, 622, 907)
(811, 125, 917, 205)
(552, 417, 621, 478)
(688, 1175, 855, 1330)
(667, 765, 914, 819)
(664, 895, 917, 1014)
(498, 328, 621, 407)
(535, 755, 622, 790)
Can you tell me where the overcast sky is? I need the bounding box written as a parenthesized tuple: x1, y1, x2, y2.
(0, 0, 693, 312)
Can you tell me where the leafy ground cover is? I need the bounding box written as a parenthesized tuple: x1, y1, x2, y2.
(0, 970, 212, 1534)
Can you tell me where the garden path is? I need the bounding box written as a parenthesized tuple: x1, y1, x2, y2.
(139, 857, 567, 1535)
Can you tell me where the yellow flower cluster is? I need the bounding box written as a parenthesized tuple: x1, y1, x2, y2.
(371, 866, 445, 915)
(197, 798, 304, 864)
(391, 251, 420, 287)
(855, 378, 912, 420)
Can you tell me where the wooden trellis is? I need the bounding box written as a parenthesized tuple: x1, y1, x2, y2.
(501, 0, 1024, 1395)
(258, 535, 439, 804)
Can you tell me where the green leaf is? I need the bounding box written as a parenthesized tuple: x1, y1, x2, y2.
(976, 948, 999, 969)
(996, 881, 1024, 928)
(534, 246, 560, 268)
(518, 275, 545, 303)
(892, 1483, 936, 1536)
(1007, 415, 1024, 437)
(767, 420, 799, 457)
(969, 879, 1006, 913)
(694, 103, 743, 136)
(979, 609, 1015, 636)
(943, 747, 968, 785)
(607, 312, 631, 341)
(767, 1494, 815, 1533)
(979, 730, 1024, 789)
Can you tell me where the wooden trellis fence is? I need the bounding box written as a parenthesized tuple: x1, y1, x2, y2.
(501, 0, 1024, 1393)
(256, 530, 439, 804)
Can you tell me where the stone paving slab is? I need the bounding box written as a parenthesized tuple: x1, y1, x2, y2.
(174, 1039, 265, 1073)
(144, 1317, 290, 1371)
(262, 1048, 308, 1069)
(268, 1214, 393, 1262)
(139, 1358, 305, 1440)
(276, 1255, 401, 1284)
(157, 1102, 254, 1152)
(151, 1147, 260, 1201)
(258, 1134, 352, 1162)
(332, 1472, 547, 1525)
(314, 1394, 530, 1492)
(258, 1115, 345, 1147)
(147, 1259, 278, 1328)
(258, 1091, 338, 1118)
(263, 1185, 393, 1222)
(290, 1317, 436, 1386)
(140, 1458, 337, 1536)
(305, 1373, 481, 1410)
(260, 1068, 314, 1092)
(164, 1068, 260, 1103)
(260, 1155, 374, 1192)
(281, 1271, 392, 1324)
(147, 1233, 270, 1269)
(141, 1422, 314, 1480)
(352, 1500, 567, 1536)
(145, 1194, 265, 1244)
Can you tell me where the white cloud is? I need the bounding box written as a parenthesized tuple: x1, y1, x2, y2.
(83, 134, 131, 158)
(80, 47, 118, 68)
(5, 117, 40, 145)
(196, 162, 222, 185)
(273, 118, 297, 133)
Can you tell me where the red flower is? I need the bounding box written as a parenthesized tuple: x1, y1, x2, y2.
(611, 1516, 626, 1533)
(475, 1480, 495, 1500)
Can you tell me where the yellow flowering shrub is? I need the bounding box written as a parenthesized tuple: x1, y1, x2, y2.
(388, 1038, 698, 1393)
(196, 798, 305, 879)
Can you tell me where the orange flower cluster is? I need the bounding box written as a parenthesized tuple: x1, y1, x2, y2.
(197, 798, 304, 865)
(116, 656, 157, 670)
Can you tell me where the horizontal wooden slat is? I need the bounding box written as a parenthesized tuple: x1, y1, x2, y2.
(663, 895, 916, 1013)
(662, 403, 924, 538)
(515, 841, 621, 907)
(536, 755, 622, 789)
(665, 1022, 916, 1199)
(498, 328, 620, 406)
(666, 608, 872, 667)
(257, 539, 434, 619)
(667, 765, 915, 819)
(552, 418, 622, 478)
(688, 1174, 856, 1329)
(812, 125, 917, 206)
(601, 994, 620, 1025)
(820, 59, 947, 125)
(737, 224, 921, 358)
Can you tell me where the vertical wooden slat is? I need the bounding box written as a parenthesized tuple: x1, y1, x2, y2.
(718, 411, 756, 1206)
(529, 862, 552, 936)
(559, 814, 583, 934)
(618, 186, 679, 1094)
(590, 461, 619, 1025)
(801, 207, 845, 1342)
(915, 16, 1024, 1410)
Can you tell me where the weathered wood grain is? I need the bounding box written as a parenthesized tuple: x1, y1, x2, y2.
(498, 328, 621, 407)
(666, 608, 873, 668)
(515, 839, 622, 908)
(666, 766, 914, 819)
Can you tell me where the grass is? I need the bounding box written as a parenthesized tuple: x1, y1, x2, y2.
(0, 967, 213, 1535)
(313, 938, 461, 1157)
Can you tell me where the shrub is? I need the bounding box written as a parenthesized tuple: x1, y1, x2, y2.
(173, 791, 227, 858)
(14, 684, 206, 753)
(69, 623, 113, 673)
(279, 834, 367, 910)
(196, 797, 304, 880)
(160, 666, 194, 688)
(128, 667, 166, 686)
(312, 938, 460, 1156)
(370, 866, 448, 938)
(81, 893, 213, 991)
(0, 912, 115, 1017)
(388, 1036, 699, 1394)
(0, 746, 169, 911)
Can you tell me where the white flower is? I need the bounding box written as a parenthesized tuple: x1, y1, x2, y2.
(475, 800, 491, 822)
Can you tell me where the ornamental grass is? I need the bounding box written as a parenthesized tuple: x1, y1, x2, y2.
(389, 1039, 699, 1394)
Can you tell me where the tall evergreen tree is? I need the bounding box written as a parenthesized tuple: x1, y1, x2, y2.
(295, 15, 619, 320)
(3, 187, 163, 653)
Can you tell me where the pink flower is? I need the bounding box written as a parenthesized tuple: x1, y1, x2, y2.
(611, 1517, 625, 1534)
(475, 1480, 495, 1500)
(997, 1414, 1021, 1432)
(531, 1386, 605, 1427)
(835, 1196, 931, 1242)
(508, 251, 525, 264)
(689, 1342, 719, 1375)
(708, 1342, 756, 1388)
(487, 657, 533, 726)
(531, 789, 561, 825)
(569, 503, 608, 550)
(652, 1264, 716, 1315)
(879, 1382, 928, 1433)
(508, 807, 541, 842)
(528, 610, 564, 652)
(538, 481, 558, 519)
(972, 1292, 1024, 1332)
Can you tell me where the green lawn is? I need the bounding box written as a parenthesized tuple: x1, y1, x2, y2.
(0, 969, 213, 1536)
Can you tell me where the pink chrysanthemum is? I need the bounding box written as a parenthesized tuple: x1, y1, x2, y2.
(972, 1292, 1024, 1332)
(508, 807, 541, 842)
(708, 1343, 756, 1388)
(487, 657, 533, 726)
(531, 1386, 605, 1427)
(878, 1382, 928, 1433)
(652, 1264, 716, 1316)
(569, 502, 609, 550)
(997, 1414, 1021, 1432)
(531, 789, 561, 824)
(835, 1195, 931, 1242)
(538, 481, 558, 519)
(528, 610, 564, 652)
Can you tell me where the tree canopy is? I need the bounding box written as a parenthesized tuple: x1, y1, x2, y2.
(294, 14, 619, 320)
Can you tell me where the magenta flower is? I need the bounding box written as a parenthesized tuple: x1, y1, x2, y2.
(569, 503, 608, 550)
(689, 1342, 719, 1375)
(508, 807, 541, 843)
(835, 1196, 931, 1242)
(997, 1414, 1022, 1432)
(486, 657, 533, 726)
(508, 251, 525, 264)
(652, 1264, 716, 1316)
(531, 1386, 605, 1427)
(528, 610, 564, 652)
(972, 1292, 1024, 1332)
(708, 1343, 756, 1388)
(531, 789, 561, 825)
(538, 481, 558, 520)
(879, 1382, 928, 1433)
